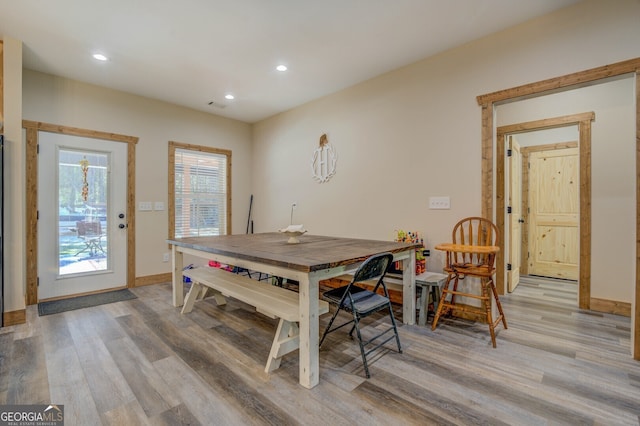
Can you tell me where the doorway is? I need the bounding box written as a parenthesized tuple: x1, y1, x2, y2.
(23, 121, 138, 304)
(37, 132, 129, 300)
(477, 57, 640, 360)
(497, 113, 592, 302)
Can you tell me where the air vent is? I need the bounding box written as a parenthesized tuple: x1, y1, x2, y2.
(207, 101, 227, 109)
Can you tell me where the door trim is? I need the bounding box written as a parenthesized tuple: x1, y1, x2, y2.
(497, 114, 592, 303)
(23, 120, 138, 305)
(476, 56, 640, 360)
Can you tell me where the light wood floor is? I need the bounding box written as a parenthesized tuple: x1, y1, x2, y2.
(1, 276, 639, 425)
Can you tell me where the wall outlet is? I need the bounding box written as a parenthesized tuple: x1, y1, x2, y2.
(429, 196, 450, 209)
(163, 252, 170, 262)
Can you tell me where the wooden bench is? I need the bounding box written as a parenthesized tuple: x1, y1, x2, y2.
(181, 267, 329, 373)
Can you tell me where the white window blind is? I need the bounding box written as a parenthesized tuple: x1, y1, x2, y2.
(174, 148, 228, 237)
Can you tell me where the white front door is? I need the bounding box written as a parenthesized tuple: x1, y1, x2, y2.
(38, 132, 128, 300)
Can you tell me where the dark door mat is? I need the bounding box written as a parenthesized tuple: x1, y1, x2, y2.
(38, 289, 137, 316)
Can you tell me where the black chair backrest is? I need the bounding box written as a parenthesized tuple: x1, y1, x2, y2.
(352, 252, 394, 286)
(76, 220, 101, 236)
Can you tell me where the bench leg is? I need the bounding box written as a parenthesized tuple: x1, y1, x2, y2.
(210, 289, 227, 305)
(197, 286, 209, 300)
(417, 284, 427, 326)
(181, 282, 203, 314)
(182, 282, 228, 314)
(265, 320, 300, 373)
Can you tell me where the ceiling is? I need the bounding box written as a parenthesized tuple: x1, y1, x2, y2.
(0, 0, 581, 123)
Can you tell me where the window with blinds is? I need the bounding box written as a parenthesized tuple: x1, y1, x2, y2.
(169, 142, 231, 238)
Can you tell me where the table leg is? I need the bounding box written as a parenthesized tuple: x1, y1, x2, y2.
(402, 249, 416, 325)
(172, 245, 184, 307)
(298, 272, 320, 389)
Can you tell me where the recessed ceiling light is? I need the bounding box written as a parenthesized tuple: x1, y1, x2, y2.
(92, 53, 108, 61)
(224, 94, 235, 100)
(276, 65, 288, 72)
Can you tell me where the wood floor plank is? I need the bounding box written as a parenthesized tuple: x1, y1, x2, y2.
(134, 295, 297, 425)
(150, 403, 202, 426)
(0, 332, 14, 399)
(114, 314, 172, 363)
(40, 314, 103, 426)
(153, 356, 257, 425)
(3, 278, 640, 425)
(354, 379, 459, 425)
(6, 335, 50, 404)
(66, 311, 136, 414)
(101, 399, 152, 426)
(45, 345, 103, 426)
(104, 336, 179, 417)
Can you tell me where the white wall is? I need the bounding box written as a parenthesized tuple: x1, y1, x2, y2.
(510, 127, 579, 148)
(498, 77, 635, 302)
(0, 70, 253, 313)
(2, 36, 24, 315)
(251, 0, 640, 302)
(22, 70, 253, 277)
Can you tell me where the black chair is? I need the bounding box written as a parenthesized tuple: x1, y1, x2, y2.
(319, 252, 402, 378)
(74, 220, 105, 257)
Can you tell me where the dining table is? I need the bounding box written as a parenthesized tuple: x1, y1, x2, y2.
(167, 232, 421, 389)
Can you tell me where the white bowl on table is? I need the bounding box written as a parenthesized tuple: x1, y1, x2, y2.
(279, 224, 307, 244)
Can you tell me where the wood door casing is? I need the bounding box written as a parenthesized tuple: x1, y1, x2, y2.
(477, 57, 640, 360)
(23, 120, 138, 305)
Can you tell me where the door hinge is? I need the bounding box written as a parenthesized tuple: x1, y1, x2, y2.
(37, 277, 40, 287)
(507, 206, 512, 214)
(37, 144, 40, 154)
(37, 210, 39, 220)
(507, 263, 512, 271)
(507, 149, 512, 157)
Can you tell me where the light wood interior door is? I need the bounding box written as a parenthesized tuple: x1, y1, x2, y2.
(528, 147, 579, 280)
(508, 136, 522, 292)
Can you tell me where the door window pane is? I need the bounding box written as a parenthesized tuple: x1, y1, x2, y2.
(58, 149, 109, 275)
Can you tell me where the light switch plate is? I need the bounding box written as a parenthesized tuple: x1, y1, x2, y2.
(154, 202, 165, 211)
(139, 201, 153, 211)
(429, 196, 450, 209)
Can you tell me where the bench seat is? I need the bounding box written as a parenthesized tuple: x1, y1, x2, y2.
(182, 267, 329, 373)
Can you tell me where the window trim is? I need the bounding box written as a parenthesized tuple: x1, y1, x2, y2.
(168, 141, 232, 240)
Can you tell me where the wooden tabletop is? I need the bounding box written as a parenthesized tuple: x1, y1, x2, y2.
(434, 243, 500, 254)
(168, 233, 422, 273)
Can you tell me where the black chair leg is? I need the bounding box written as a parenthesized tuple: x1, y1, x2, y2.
(351, 312, 371, 378)
(320, 306, 344, 348)
(387, 303, 402, 353)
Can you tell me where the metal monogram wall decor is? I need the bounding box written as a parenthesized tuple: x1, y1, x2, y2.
(311, 133, 337, 183)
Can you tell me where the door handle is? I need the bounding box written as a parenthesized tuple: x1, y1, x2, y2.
(518, 218, 525, 223)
